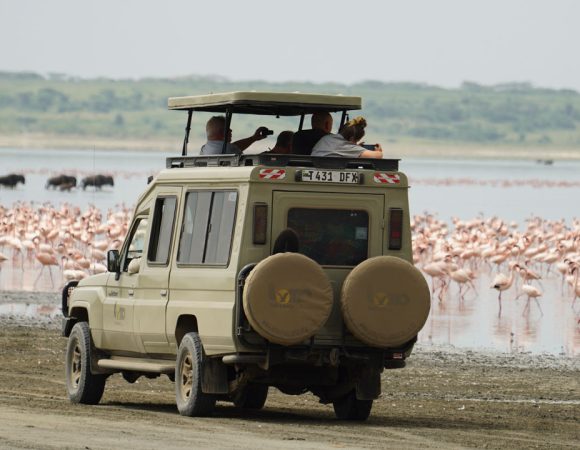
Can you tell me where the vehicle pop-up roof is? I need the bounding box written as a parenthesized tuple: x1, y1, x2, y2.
(168, 92, 362, 156)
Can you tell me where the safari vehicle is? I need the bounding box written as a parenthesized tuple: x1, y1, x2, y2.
(62, 92, 430, 421)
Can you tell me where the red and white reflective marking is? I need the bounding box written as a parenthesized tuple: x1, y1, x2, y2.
(374, 173, 400, 184)
(259, 169, 286, 180)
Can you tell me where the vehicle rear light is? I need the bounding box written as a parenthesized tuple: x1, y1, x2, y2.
(253, 203, 268, 244)
(388, 208, 403, 250)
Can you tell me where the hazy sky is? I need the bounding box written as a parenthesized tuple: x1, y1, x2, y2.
(1, 0, 579, 90)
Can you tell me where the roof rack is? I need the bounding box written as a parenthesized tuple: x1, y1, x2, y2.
(166, 154, 399, 171)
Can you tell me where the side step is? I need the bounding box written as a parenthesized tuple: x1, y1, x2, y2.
(97, 356, 175, 374)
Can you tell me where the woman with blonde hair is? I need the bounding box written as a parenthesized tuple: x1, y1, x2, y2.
(311, 116, 383, 158)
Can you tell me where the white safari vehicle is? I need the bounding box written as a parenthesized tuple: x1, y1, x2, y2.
(62, 92, 430, 420)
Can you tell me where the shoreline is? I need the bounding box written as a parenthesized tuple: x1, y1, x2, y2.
(1, 133, 580, 160)
(1, 291, 578, 363)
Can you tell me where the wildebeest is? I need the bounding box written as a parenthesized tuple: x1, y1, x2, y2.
(46, 174, 77, 191)
(81, 174, 114, 190)
(0, 173, 25, 188)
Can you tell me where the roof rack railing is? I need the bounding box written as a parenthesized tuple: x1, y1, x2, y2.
(166, 154, 399, 171)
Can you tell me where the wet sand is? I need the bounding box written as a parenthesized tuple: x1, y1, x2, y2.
(0, 311, 578, 449)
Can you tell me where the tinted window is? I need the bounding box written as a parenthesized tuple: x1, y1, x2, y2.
(205, 191, 238, 264)
(287, 208, 368, 266)
(177, 192, 212, 264)
(177, 190, 237, 265)
(148, 196, 177, 264)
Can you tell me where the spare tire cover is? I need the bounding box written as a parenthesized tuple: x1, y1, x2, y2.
(341, 256, 430, 348)
(243, 253, 333, 346)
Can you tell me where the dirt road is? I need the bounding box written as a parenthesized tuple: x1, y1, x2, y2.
(0, 321, 577, 450)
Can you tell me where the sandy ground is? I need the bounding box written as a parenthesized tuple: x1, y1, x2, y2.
(0, 292, 578, 450)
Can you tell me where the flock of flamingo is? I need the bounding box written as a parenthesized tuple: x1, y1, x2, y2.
(0, 202, 130, 288)
(413, 214, 580, 318)
(0, 202, 579, 321)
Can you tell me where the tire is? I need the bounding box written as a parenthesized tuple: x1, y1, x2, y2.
(243, 253, 333, 346)
(65, 322, 106, 405)
(175, 332, 216, 417)
(333, 390, 373, 421)
(341, 256, 431, 348)
(233, 384, 269, 410)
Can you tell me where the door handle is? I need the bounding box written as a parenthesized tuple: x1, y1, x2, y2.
(160, 290, 167, 297)
(128, 289, 134, 296)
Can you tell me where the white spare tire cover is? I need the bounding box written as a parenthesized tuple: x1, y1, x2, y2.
(341, 256, 430, 348)
(243, 253, 333, 346)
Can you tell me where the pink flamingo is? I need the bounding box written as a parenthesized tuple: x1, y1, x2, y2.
(491, 265, 516, 317)
(34, 252, 59, 288)
(449, 268, 476, 300)
(517, 284, 543, 316)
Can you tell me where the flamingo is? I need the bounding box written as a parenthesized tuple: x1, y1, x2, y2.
(449, 268, 476, 300)
(34, 252, 59, 288)
(422, 260, 449, 301)
(517, 284, 543, 316)
(491, 265, 516, 317)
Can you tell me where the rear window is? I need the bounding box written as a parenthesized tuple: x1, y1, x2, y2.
(287, 208, 368, 266)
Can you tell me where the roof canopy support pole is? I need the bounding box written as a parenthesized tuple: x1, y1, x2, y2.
(222, 107, 233, 154)
(298, 114, 305, 131)
(182, 109, 193, 156)
(339, 110, 348, 131)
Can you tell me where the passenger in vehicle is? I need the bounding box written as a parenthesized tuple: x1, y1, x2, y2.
(263, 130, 294, 154)
(311, 116, 383, 159)
(292, 112, 333, 155)
(272, 228, 300, 253)
(200, 116, 269, 155)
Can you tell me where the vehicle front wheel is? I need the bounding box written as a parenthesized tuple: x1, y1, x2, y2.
(233, 383, 268, 409)
(65, 322, 106, 404)
(332, 390, 373, 421)
(175, 332, 216, 416)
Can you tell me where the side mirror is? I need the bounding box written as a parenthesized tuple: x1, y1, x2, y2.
(107, 250, 120, 273)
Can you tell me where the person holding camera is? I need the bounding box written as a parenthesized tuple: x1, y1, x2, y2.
(311, 116, 383, 159)
(200, 115, 271, 155)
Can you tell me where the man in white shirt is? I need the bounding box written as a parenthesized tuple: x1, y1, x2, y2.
(200, 116, 270, 155)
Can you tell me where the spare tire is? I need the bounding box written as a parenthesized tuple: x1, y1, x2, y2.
(243, 253, 333, 346)
(341, 256, 430, 348)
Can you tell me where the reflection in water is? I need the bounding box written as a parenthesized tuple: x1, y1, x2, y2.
(419, 273, 579, 356)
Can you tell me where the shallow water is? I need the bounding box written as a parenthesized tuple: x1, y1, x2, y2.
(1, 148, 579, 356)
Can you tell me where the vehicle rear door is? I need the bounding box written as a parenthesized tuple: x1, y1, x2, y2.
(271, 190, 384, 343)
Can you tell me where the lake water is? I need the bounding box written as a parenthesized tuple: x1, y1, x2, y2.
(1, 148, 579, 356)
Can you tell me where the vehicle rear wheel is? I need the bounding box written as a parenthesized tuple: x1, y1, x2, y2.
(233, 384, 269, 409)
(332, 390, 373, 421)
(175, 332, 216, 416)
(65, 322, 106, 404)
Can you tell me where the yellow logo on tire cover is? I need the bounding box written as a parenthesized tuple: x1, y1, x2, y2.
(275, 289, 291, 305)
(372, 292, 389, 307)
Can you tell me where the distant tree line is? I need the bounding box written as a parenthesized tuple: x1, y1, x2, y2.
(1, 71, 579, 146)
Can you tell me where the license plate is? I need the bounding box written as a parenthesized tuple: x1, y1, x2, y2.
(300, 170, 360, 184)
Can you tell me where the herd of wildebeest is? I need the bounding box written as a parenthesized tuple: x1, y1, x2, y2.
(0, 173, 114, 190)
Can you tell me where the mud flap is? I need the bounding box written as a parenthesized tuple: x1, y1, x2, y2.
(202, 356, 229, 394)
(355, 366, 382, 401)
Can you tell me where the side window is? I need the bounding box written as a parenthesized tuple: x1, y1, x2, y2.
(124, 218, 149, 271)
(177, 190, 237, 265)
(205, 191, 237, 264)
(177, 192, 211, 264)
(148, 196, 177, 265)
